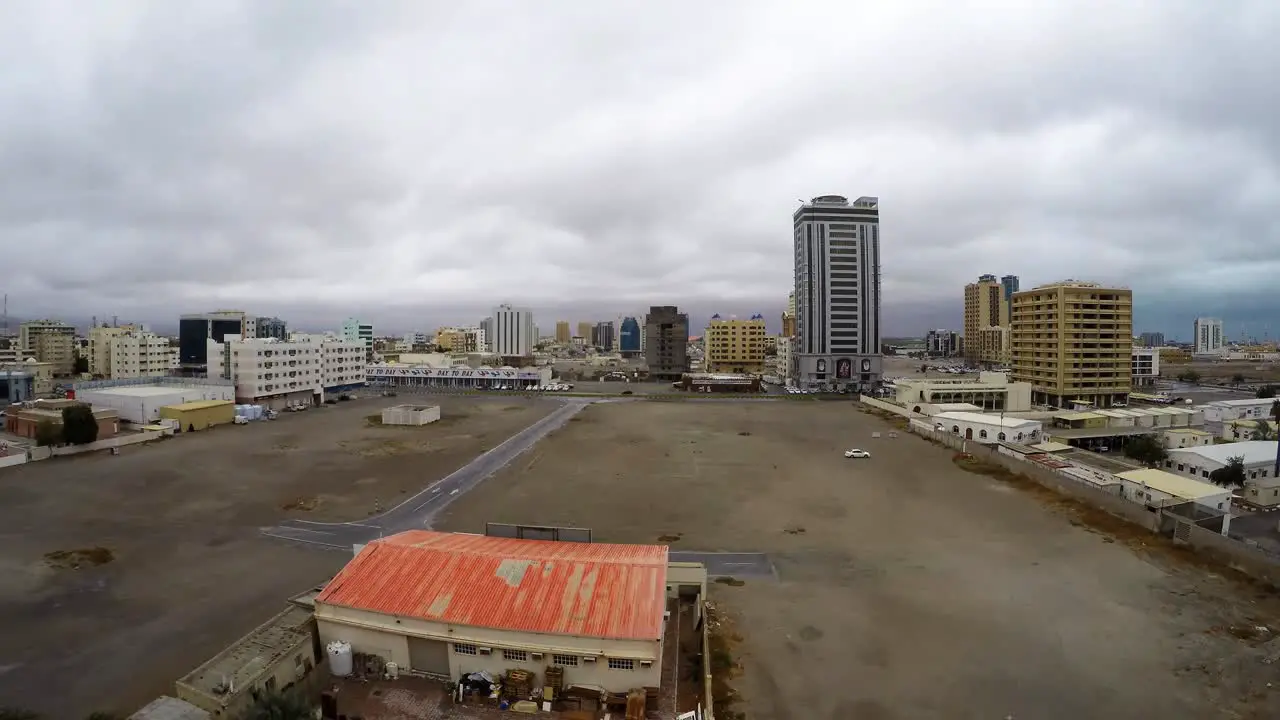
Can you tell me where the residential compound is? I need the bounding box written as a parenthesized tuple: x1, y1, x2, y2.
(1009, 280, 1133, 409)
(18, 319, 76, 375)
(963, 274, 1015, 366)
(644, 305, 689, 381)
(207, 333, 367, 408)
(704, 314, 768, 374)
(88, 325, 174, 380)
(1193, 317, 1225, 356)
(792, 194, 882, 391)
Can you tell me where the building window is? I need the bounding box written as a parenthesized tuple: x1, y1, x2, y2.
(454, 643, 478, 655)
(503, 649, 528, 662)
(608, 658, 635, 670)
(552, 654, 579, 666)
(978, 430, 988, 439)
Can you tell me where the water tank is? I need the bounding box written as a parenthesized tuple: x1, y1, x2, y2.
(385, 661, 399, 679)
(327, 640, 353, 676)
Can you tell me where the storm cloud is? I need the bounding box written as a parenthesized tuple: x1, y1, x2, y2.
(3, 0, 1277, 338)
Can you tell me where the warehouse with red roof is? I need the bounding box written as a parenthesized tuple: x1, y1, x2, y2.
(313, 530, 700, 693)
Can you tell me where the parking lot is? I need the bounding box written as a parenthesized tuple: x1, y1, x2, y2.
(435, 400, 1280, 719)
(0, 395, 558, 717)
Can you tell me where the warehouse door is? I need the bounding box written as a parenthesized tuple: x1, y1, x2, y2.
(408, 637, 450, 676)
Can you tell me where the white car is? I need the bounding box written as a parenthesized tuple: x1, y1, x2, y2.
(844, 449, 871, 459)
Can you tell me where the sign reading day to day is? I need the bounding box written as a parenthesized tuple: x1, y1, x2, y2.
(368, 366, 541, 379)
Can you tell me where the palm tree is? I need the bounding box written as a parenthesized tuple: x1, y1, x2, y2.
(245, 692, 312, 720)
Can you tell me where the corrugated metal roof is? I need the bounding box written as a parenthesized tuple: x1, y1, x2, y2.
(315, 531, 669, 640)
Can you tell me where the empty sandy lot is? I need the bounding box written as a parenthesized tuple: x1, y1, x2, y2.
(0, 396, 557, 717)
(437, 400, 1280, 719)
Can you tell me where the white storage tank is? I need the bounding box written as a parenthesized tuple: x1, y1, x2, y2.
(327, 640, 353, 677)
(252, 405, 263, 420)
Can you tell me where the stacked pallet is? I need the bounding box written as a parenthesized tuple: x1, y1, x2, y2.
(506, 668, 535, 700)
(544, 666, 565, 697)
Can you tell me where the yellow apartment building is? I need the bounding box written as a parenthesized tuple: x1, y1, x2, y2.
(963, 274, 1009, 365)
(577, 321, 592, 340)
(1010, 280, 1133, 409)
(704, 314, 768, 374)
(434, 327, 478, 353)
(555, 321, 570, 343)
(19, 320, 76, 376)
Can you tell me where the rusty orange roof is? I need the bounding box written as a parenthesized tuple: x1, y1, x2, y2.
(315, 530, 669, 640)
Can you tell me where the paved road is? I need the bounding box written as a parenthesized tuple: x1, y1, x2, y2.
(670, 551, 775, 577)
(261, 399, 593, 549)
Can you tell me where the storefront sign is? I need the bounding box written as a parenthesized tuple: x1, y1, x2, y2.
(368, 366, 543, 380)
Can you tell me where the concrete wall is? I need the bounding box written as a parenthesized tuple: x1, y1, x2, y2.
(317, 605, 662, 693)
(1180, 522, 1280, 587)
(0, 453, 26, 469)
(49, 430, 163, 457)
(859, 395, 916, 418)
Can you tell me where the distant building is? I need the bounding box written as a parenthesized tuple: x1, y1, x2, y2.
(245, 316, 288, 341)
(924, 329, 961, 357)
(618, 316, 642, 356)
(1010, 281, 1133, 408)
(1000, 275, 1020, 306)
(74, 377, 236, 424)
(4, 398, 120, 440)
(1137, 332, 1165, 348)
(792, 194, 882, 391)
(491, 304, 535, 357)
(1193, 317, 1224, 355)
(576, 321, 592, 342)
(208, 333, 366, 408)
(480, 316, 494, 352)
(342, 318, 375, 362)
(178, 311, 247, 369)
(555, 321, 570, 344)
(704, 314, 768, 374)
(89, 325, 173, 380)
(963, 274, 1009, 365)
(781, 291, 796, 337)
(592, 321, 615, 351)
(645, 306, 689, 381)
(18, 319, 76, 375)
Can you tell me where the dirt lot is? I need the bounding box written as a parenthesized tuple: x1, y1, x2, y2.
(0, 396, 557, 718)
(436, 400, 1280, 720)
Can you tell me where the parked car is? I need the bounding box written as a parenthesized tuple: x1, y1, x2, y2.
(844, 449, 871, 459)
(233, 415, 249, 425)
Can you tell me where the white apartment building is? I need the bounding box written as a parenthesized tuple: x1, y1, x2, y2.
(292, 334, 368, 392)
(89, 325, 174, 379)
(792, 195, 882, 391)
(491, 304, 534, 357)
(1131, 347, 1160, 387)
(343, 318, 375, 362)
(1164, 442, 1278, 503)
(774, 335, 792, 382)
(1193, 317, 1224, 355)
(1200, 397, 1279, 433)
(208, 335, 324, 409)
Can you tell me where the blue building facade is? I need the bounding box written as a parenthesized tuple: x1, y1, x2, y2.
(618, 317, 641, 354)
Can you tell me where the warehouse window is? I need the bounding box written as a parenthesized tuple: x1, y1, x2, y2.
(454, 643, 478, 655)
(503, 649, 528, 662)
(608, 658, 635, 670)
(551, 654, 579, 666)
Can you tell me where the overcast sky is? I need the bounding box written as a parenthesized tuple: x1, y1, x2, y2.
(3, 1, 1277, 339)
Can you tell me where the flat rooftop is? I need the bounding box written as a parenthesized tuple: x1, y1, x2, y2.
(84, 385, 190, 397)
(1117, 468, 1226, 501)
(178, 604, 313, 699)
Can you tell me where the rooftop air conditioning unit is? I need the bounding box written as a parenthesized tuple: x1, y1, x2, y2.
(530, 652, 544, 660)
(582, 655, 597, 663)
(478, 647, 492, 655)
(640, 660, 653, 668)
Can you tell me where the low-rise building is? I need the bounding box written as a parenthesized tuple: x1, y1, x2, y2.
(74, 378, 236, 425)
(4, 399, 119, 440)
(1115, 468, 1232, 533)
(176, 605, 319, 717)
(314, 531, 671, 693)
(895, 372, 1032, 412)
(1131, 347, 1160, 387)
(207, 334, 367, 409)
(1222, 419, 1279, 442)
(931, 411, 1043, 444)
(129, 696, 210, 720)
(161, 400, 235, 432)
(1163, 441, 1278, 488)
(1161, 427, 1214, 449)
(1201, 398, 1279, 433)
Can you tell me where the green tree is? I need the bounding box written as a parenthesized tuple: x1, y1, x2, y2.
(1258, 384, 1277, 399)
(60, 405, 99, 445)
(1123, 434, 1168, 467)
(1209, 456, 1247, 489)
(1253, 422, 1277, 441)
(73, 356, 89, 374)
(1177, 369, 1201, 383)
(245, 692, 311, 720)
(1231, 373, 1246, 385)
(34, 420, 60, 447)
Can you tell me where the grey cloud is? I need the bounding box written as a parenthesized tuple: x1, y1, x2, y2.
(2, 0, 1278, 339)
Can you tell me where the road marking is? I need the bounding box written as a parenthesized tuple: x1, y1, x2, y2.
(284, 527, 335, 536)
(449, 489, 459, 495)
(261, 530, 350, 549)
